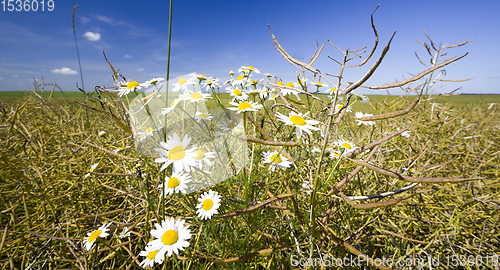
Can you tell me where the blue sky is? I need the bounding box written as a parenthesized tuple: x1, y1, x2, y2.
(1, 0, 499, 94)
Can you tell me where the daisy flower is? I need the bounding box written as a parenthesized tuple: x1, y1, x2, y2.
(227, 87, 249, 101)
(193, 149, 216, 168)
(185, 91, 212, 103)
(264, 72, 273, 78)
(280, 82, 299, 96)
(294, 78, 308, 88)
(259, 88, 270, 99)
(335, 139, 358, 153)
(275, 112, 320, 139)
(231, 123, 245, 136)
(353, 91, 369, 103)
(112, 146, 131, 153)
(313, 81, 328, 89)
(269, 94, 279, 100)
(232, 75, 250, 86)
(141, 77, 165, 88)
(158, 171, 192, 196)
(228, 101, 263, 114)
(172, 76, 196, 92)
(355, 112, 375, 126)
(137, 127, 163, 142)
(155, 133, 198, 173)
(334, 103, 352, 113)
(220, 120, 237, 131)
(149, 217, 192, 258)
(194, 111, 213, 122)
(119, 227, 131, 238)
(329, 151, 341, 159)
(202, 78, 220, 90)
(84, 163, 99, 179)
(83, 223, 111, 251)
(196, 74, 207, 81)
(196, 190, 221, 220)
(238, 65, 260, 74)
(160, 97, 183, 115)
(139, 245, 163, 268)
(229, 70, 235, 76)
(261, 150, 292, 171)
(117, 81, 142, 97)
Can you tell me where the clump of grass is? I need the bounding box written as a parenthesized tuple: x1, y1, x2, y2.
(1, 7, 499, 270)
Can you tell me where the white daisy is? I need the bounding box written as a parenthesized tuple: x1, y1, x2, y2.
(353, 91, 369, 103)
(194, 111, 213, 122)
(171, 76, 196, 92)
(275, 112, 320, 139)
(160, 97, 183, 115)
(195, 74, 207, 81)
(231, 123, 245, 136)
(148, 217, 192, 258)
(141, 77, 165, 88)
(112, 146, 131, 153)
(313, 81, 328, 89)
(83, 223, 111, 251)
(301, 179, 313, 194)
(264, 72, 273, 78)
(229, 70, 235, 76)
(269, 94, 279, 100)
(117, 80, 142, 97)
(155, 133, 198, 173)
(84, 163, 99, 179)
(119, 227, 131, 238)
(137, 127, 163, 142)
(193, 149, 216, 168)
(232, 75, 249, 86)
(220, 120, 237, 132)
(334, 103, 352, 113)
(228, 101, 263, 114)
(139, 245, 163, 268)
(261, 150, 292, 171)
(329, 151, 341, 159)
(259, 88, 271, 99)
(202, 78, 220, 90)
(279, 82, 300, 96)
(294, 78, 308, 89)
(397, 127, 411, 138)
(355, 112, 375, 126)
(158, 171, 192, 196)
(196, 190, 221, 220)
(335, 139, 358, 153)
(185, 91, 212, 103)
(227, 87, 249, 101)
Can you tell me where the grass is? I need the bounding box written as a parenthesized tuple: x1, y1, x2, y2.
(1, 86, 499, 269)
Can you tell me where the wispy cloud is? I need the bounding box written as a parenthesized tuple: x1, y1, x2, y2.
(489, 74, 499, 79)
(93, 15, 126, 26)
(124, 54, 132, 58)
(83, 31, 101, 41)
(51, 68, 77, 75)
(136, 68, 144, 72)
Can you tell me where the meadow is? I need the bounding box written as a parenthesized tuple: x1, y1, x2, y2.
(1, 15, 500, 270)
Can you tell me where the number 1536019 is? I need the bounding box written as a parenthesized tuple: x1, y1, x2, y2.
(2, 0, 54, 11)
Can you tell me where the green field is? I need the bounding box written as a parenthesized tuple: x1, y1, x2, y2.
(1, 88, 499, 269)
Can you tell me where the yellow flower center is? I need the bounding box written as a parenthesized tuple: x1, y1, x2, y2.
(190, 93, 203, 100)
(335, 104, 343, 110)
(286, 82, 294, 88)
(194, 150, 205, 160)
(238, 102, 252, 111)
(167, 177, 180, 189)
(145, 128, 154, 133)
(207, 80, 212, 84)
(251, 80, 257, 85)
(198, 74, 206, 80)
(127, 81, 139, 89)
(227, 122, 236, 129)
(147, 250, 158, 260)
(248, 66, 255, 70)
(199, 113, 208, 118)
(330, 88, 337, 92)
(88, 229, 102, 244)
(233, 89, 242, 96)
(290, 115, 306, 126)
(168, 145, 186, 161)
(171, 99, 179, 107)
(150, 79, 158, 85)
(270, 154, 282, 164)
(202, 199, 214, 210)
(178, 78, 187, 85)
(316, 82, 322, 86)
(342, 142, 352, 150)
(161, 230, 178, 246)
(236, 75, 244, 81)
(277, 81, 284, 86)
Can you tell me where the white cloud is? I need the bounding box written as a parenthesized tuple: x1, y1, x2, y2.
(489, 74, 499, 79)
(0, 77, 3, 80)
(136, 68, 144, 72)
(12, 74, 18, 77)
(83, 31, 101, 41)
(124, 54, 132, 58)
(51, 67, 77, 75)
